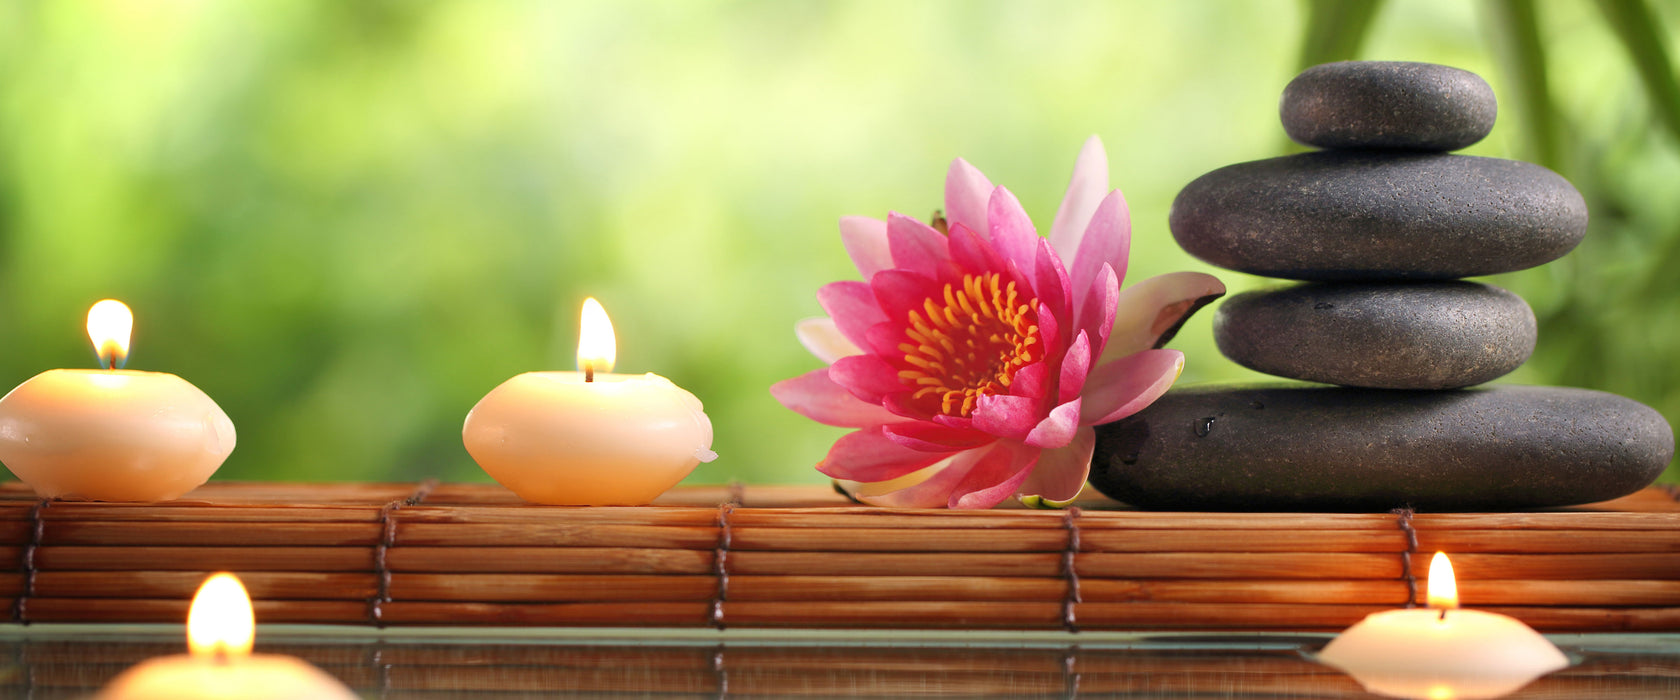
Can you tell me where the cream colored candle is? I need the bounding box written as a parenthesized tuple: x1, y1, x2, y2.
(1317, 552, 1569, 699)
(0, 300, 235, 501)
(464, 298, 715, 505)
(100, 573, 357, 700)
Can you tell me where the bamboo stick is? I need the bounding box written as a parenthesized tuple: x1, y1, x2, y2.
(15, 597, 1678, 631)
(386, 546, 713, 574)
(1439, 580, 1680, 606)
(16, 547, 1676, 584)
(16, 572, 1679, 607)
(375, 601, 713, 627)
(32, 546, 375, 571)
(1407, 552, 1680, 580)
(37, 521, 382, 547)
(7, 520, 1675, 556)
(20, 571, 378, 600)
(10, 598, 371, 624)
(394, 522, 718, 548)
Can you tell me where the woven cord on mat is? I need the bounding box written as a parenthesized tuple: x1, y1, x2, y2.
(369, 479, 439, 627)
(1392, 507, 1420, 608)
(1061, 507, 1083, 633)
(711, 500, 736, 630)
(11, 499, 48, 625)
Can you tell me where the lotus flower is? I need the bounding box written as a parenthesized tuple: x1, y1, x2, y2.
(772, 137, 1224, 508)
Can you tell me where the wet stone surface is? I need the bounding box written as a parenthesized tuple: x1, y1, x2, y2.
(1169, 151, 1587, 281)
(1089, 384, 1675, 512)
(1281, 61, 1497, 151)
(1213, 281, 1536, 389)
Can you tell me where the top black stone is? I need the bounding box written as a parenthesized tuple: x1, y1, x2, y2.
(1281, 61, 1497, 151)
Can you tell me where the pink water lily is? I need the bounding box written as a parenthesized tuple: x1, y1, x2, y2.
(772, 137, 1225, 508)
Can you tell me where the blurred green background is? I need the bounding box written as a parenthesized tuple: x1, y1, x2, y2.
(1, 0, 1675, 487)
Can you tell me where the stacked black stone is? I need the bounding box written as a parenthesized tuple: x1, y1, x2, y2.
(1088, 61, 1674, 511)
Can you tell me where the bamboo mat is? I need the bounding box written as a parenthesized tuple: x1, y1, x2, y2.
(0, 481, 1676, 632)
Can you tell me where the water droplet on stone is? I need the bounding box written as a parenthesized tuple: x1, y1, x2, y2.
(1121, 452, 1139, 465)
(1314, 302, 1335, 310)
(1194, 416, 1216, 437)
(1249, 400, 1264, 410)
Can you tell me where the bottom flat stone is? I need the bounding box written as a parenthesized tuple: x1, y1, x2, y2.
(1089, 384, 1674, 512)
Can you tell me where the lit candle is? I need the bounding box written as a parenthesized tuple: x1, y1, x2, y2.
(1317, 552, 1570, 699)
(99, 573, 357, 700)
(463, 297, 716, 505)
(0, 300, 236, 501)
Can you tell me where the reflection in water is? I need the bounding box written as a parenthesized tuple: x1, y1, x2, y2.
(0, 632, 1675, 698)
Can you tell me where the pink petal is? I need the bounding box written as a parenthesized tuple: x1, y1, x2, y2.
(987, 187, 1039, 273)
(945, 158, 995, 240)
(1080, 348, 1184, 425)
(970, 393, 1039, 441)
(829, 354, 906, 404)
(840, 216, 892, 281)
(869, 269, 941, 321)
(1103, 272, 1227, 363)
(1049, 136, 1110, 263)
(930, 413, 975, 431)
(1035, 301, 1060, 365)
(1024, 397, 1081, 449)
(794, 317, 862, 364)
(1058, 331, 1091, 405)
(817, 280, 888, 352)
(1009, 361, 1050, 401)
(1020, 425, 1096, 503)
(947, 222, 1003, 275)
(817, 425, 952, 482)
(1077, 263, 1119, 360)
(884, 392, 935, 421)
(887, 212, 950, 280)
(864, 321, 906, 359)
(853, 449, 986, 508)
(1069, 190, 1131, 304)
(1031, 238, 1070, 331)
(950, 443, 1038, 509)
(883, 421, 996, 452)
(771, 368, 898, 428)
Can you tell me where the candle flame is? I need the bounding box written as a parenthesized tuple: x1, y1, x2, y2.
(576, 297, 616, 377)
(86, 299, 133, 370)
(187, 572, 255, 659)
(1427, 551, 1459, 610)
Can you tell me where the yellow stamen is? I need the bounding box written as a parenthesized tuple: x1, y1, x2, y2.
(896, 272, 1043, 418)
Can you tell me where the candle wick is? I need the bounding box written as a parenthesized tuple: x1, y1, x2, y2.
(585, 364, 595, 383)
(213, 645, 231, 666)
(1438, 608, 1448, 621)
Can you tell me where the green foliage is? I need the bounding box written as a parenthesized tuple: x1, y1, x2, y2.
(0, 0, 1674, 487)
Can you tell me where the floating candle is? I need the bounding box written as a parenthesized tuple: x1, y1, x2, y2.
(99, 573, 357, 700)
(1317, 552, 1569, 699)
(0, 300, 235, 501)
(463, 297, 716, 505)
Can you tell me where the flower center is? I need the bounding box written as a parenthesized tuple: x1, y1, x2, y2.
(897, 273, 1042, 417)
